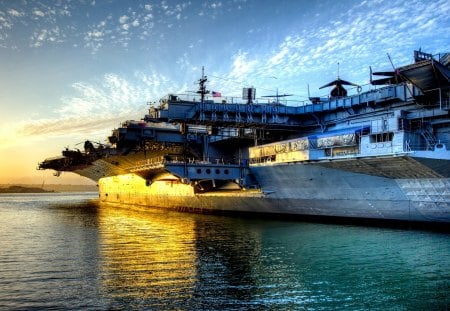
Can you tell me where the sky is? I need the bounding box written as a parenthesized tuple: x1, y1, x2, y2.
(0, 0, 449, 185)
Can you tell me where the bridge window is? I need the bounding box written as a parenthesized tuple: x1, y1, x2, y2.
(370, 132, 394, 143)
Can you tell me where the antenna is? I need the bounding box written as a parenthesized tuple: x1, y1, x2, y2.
(261, 91, 293, 103)
(387, 53, 396, 70)
(196, 66, 209, 102)
(386, 53, 398, 84)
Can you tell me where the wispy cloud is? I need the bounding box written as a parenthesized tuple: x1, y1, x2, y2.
(119, 15, 129, 24)
(213, 0, 450, 98)
(1, 0, 447, 56)
(0, 1, 197, 52)
(2, 0, 449, 147)
(7, 9, 24, 18)
(16, 115, 124, 138)
(3, 69, 181, 148)
(33, 9, 45, 18)
(30, 26, 62, 47)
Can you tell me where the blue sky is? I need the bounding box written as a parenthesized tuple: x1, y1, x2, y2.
(0, 0, 449, 184)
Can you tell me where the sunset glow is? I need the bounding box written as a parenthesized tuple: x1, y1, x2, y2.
(0, 0, 448, 184)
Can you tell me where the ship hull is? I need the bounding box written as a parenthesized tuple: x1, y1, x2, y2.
(97, 164, 450, 224)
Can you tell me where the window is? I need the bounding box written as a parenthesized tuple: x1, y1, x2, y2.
(369, 132, 393, 143)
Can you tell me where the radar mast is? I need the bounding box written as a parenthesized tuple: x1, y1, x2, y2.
(196, 66, 209, 103)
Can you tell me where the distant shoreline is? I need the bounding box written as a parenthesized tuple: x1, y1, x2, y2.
(0, 186, 54, 193)
(0, 184, 98, 193)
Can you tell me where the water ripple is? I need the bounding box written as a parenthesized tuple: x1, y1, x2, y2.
(0, 193, 449, 310)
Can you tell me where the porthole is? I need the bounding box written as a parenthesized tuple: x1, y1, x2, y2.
(224, 169, 229, 174)
(206, 168, 211, 174)
(215, 169, 220, 174)
(197, 168, 202, 174)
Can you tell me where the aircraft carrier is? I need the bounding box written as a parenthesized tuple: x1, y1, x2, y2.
(39, 50, 450, 224)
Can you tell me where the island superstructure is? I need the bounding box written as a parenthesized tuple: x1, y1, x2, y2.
(39, 50, 450, 223)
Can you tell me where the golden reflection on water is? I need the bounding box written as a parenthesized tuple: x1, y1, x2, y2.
(2, 195, 449, 309)
(96, 203, 198, 302)
(94, 201, 267, 307)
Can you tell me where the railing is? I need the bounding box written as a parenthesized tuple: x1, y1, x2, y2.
(128, 156, 242, 172)
(176, 84, 413, 118)
(161, 93, 309, 107)
(161, 83, 412, 111)
(127, 156, 165, 172)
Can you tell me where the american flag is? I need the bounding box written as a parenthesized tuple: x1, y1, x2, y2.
(212, 91, 222, 97)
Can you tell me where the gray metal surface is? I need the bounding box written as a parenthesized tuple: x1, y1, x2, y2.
(96, 163, 450, 223)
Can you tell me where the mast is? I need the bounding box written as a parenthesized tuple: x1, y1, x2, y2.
(197, 66, 209, 103)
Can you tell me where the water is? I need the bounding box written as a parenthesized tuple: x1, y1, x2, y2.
(0, 193, 449, 310)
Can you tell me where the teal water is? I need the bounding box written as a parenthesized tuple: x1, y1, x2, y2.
(0, 193, 449, 310)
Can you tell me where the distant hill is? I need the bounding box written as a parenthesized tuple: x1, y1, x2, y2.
(0, 185, 54, 193)
(0, 184, 98, 193)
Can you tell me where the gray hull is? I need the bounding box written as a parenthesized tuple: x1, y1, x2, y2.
(98, 163, 450, 224)
(251, 164, 450, 223)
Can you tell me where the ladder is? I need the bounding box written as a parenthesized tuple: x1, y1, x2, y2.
(420, 127, 437, 150)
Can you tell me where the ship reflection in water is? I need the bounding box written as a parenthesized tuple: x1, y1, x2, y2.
(97, 204, 198, 306)
(97, 202, 265, 309)
(0, 194, 449, 309)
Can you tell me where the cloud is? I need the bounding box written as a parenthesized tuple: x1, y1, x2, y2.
(59, 74, 140, 117)
(0, 0, 448, 57)
(0, 113, 129, 151)
(143, 13, 153, 21)
(30, 27, 62, 47)
(16, 115, 124, 138)
(4, 69, 181, 148)
(119, 15, 129, 24)
(210, 2, 222, 9)
(0, 1, 216, 52)
(8, 9, 24, 17)
(0, 12, 13, 30)
(87, 30, 103, 38)
(229, 51, 257, 79)
(30, 29, 48, 47)
(211, 0, 450, 99)
(33, 10, 45, 17)
(1, 0, 449, 115)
